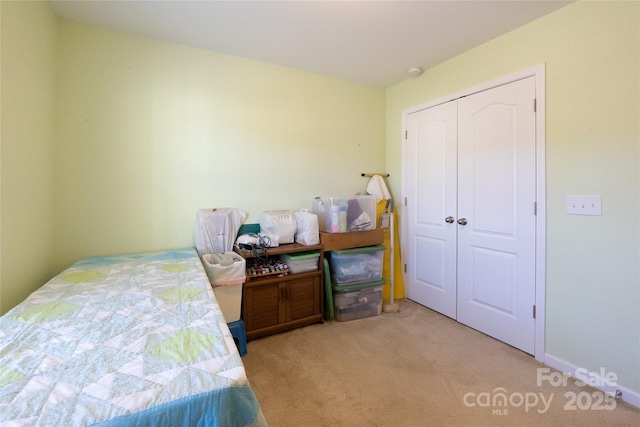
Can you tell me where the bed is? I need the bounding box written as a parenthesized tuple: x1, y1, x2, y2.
(0, 248, 267, 427)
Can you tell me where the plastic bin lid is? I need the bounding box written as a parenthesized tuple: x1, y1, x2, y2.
(281, 251, 320, 260)
(332, 279, 386, 293)
(330, 245, 387, 255)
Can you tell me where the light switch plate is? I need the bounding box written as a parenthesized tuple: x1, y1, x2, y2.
(566, 195, 602, 216)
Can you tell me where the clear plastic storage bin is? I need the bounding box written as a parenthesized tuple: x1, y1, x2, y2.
(333, 281, 384, 322)
(279, 251, 320, 274)
(330, 245, 386, 285)
(312, 195, 376, 233)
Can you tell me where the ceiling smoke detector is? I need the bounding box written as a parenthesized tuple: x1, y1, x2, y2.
(407, 66, 423, 77)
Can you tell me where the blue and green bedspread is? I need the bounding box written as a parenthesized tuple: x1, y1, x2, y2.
(0, 248, 267, 426)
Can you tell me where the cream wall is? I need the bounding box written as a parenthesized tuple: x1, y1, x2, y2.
(0, 1, 58, 313)
(386, 1, 640, 396)
(54, 21, 386, 273)
(0, 3, 385, 313)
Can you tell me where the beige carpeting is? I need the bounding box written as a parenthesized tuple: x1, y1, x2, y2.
(242, 299, 640, 426)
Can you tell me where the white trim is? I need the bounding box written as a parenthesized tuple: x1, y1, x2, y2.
(545, 353, 640, 408)
(533, 64, 547, 364)
(400, 64, 547, 362)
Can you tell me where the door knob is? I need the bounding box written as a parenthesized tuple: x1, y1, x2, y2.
(445, 216, 455, 224)
(457, 218, 468, 225)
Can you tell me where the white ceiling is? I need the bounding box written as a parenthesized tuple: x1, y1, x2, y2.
(49, 0, 572, 88)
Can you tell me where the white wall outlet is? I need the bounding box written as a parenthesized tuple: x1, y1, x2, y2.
(566, 195, 602, 216)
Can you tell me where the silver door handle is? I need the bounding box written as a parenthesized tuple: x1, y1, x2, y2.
(457, 218, 468, 225)
(445, 216, 455, 224)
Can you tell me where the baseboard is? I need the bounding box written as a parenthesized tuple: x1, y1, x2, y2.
(544, 353, 640, 408)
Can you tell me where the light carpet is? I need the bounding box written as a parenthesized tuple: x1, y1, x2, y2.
(242, 299, 640, 426)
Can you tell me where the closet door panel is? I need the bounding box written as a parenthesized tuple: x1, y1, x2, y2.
(456, 77, 536, 354)
(466, 105, 516, 235)
(405, 101, 458, 319)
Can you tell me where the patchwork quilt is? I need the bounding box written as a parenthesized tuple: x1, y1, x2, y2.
(0, 248, 267, 427)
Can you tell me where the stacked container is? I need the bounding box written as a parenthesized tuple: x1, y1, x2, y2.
(329, 245, 386, 321)
(312, 195, 376, 233)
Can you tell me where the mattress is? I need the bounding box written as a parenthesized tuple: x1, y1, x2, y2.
(0, 248, 267, 427)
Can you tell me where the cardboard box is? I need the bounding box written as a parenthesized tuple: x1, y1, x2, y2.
(320, 228, 384, 252)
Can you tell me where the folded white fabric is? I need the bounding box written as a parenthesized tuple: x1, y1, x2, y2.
(366, 175, 391, 202)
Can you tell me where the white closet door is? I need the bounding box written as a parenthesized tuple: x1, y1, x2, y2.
(404, 76, 537, 354)
(405, 101, 458, 319)
(456, 77, 536, 354)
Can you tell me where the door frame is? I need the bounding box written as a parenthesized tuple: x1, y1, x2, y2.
(400, 64, 546, 362)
